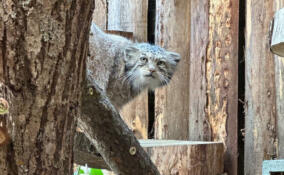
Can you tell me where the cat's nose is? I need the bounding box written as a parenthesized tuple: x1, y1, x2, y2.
(149, 69, 156, 73)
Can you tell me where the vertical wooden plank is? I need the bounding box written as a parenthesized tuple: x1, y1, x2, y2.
(273, 2, 284, 160)
(92, 0, 107, 29)
(154, 0, 190, 140)
(275, 56, 284, 159)
(107, 0, 148, 41)
(189, 0, 210, 141)
(205, 1, 239, 175)
(245, 1, 283, 174)
(108, 0, 149, 139)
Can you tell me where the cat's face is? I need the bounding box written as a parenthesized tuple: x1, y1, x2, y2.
(123, 43, 180, 91)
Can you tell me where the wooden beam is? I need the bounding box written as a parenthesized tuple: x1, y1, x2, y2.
(154, 0, 191, 140)
(271, 8, 284, 57)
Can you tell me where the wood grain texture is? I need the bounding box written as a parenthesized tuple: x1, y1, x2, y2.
(154, 0, 190, 140)
(107, 0, 149, 139)
(205, 0, 239, 174)
(275, 56, 284, 159)
(144, 140, 224, 175)
(92, 0, 107, 30)
(245, 1, 284, 174)
(189, 0, 210, 141)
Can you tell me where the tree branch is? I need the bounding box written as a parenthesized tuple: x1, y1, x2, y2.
(77, 72, 160, 175)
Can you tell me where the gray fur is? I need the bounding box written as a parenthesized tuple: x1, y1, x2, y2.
(88, 23, 180, 109)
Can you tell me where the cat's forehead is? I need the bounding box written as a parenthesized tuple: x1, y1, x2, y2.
(137, 43, 167, 57)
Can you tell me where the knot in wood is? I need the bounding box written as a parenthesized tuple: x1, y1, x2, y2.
(88, 87, 94, 96)
(129, 146, 137, 155)
(0, 98, 9, 115)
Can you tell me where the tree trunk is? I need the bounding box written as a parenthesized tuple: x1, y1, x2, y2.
(0, 1, 94, 174)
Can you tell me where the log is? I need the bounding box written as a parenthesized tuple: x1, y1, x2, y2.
(74, 138, 224, 175)
(78, 73, 160, 175)
(271, 8, 284, 57)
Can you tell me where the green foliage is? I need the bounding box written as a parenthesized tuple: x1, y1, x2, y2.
(89, 168, 104, 175)
(75, 166, 104, 175)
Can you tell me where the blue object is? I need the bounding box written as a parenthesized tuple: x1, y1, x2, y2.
(262, 160, 284, 175)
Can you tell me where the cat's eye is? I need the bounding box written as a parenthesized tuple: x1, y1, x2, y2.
(157, 60, 165, 66)
(140, 57, 148, 62)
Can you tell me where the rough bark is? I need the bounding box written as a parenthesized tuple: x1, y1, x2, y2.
(78, 73, 160, 175)
(245, 1, 283, 174)
(154, 0, 190, 140)
(0, 0, 94, 174)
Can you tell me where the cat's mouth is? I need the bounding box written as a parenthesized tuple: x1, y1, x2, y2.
(144, 74, 155, 78)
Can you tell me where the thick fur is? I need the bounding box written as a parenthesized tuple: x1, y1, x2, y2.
(88, 23, 180, 109)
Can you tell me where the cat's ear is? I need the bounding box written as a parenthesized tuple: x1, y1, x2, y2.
(124, 46, 140, 62)
(167, 51, 181, 63)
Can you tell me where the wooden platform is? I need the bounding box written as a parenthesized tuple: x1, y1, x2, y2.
(75, 138, 224, 175)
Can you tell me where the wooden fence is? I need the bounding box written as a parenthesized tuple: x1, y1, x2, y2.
(92, 0, 284, 174)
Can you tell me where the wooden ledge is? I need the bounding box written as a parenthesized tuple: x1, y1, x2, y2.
(139, 139, 223, 147)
